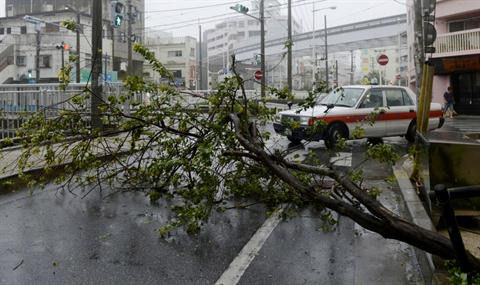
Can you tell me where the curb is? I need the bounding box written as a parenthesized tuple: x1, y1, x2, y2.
(392, 158, 437, 285)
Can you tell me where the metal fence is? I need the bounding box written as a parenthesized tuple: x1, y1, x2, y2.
(0, 83, 143, 139)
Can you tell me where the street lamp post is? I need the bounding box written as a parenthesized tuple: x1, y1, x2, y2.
(312, 5, 336, 90)
(325, 15, 329, 91)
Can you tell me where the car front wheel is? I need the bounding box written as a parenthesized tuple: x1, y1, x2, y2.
(325, 124, 348, 149)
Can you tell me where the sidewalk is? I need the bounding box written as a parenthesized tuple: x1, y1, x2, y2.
(440, 115, 480, 134)
(0, 133, 131, 181)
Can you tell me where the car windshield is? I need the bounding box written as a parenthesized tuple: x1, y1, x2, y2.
(319, 88, 365, 108)
(315, 93, 329, 105)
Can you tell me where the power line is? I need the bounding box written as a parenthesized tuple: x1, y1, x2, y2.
(141, 0, 326, 31)
(145, 0, 250, 13)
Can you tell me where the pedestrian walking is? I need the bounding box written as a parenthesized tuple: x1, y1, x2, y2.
(443, 86, 456, 118)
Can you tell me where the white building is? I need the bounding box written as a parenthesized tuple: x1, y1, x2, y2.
(144, 35, 198, 90)
(203, 0, 302, 89)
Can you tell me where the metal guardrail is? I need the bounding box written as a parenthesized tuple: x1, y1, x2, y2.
(430, 184, 480, 273)
(0, 83, 143, 139)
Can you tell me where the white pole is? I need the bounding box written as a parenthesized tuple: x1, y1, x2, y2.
(312, 1, 315, 88)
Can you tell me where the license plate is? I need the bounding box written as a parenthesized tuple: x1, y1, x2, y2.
(285, 128, 292, 136)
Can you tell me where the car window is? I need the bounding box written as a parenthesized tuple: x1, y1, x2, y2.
(402, 90, 414, 106)
(359, 89, 384, 108)
(385, 89, 405, 107)
(320, 88, 365, 107)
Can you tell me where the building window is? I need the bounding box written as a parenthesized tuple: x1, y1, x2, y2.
(449, 17, 480, 33)
(6, 28, 11, 34)
(20, 26, 27, 34)
(6, 5, 13, 17)
(16, 56, 26, 66)
(248, 20, 256, 26)
(249, 31, 261, 37)
(0, 28, 4, 35)
(39, 55, 51, 68)
(239, 21, 245, 28)
(449, 21, 465, 33)
(172, 70, 182, 78)
(190, 48, 195, 57)
(237, 31, 245, 38)
(168, 50, 182, 57)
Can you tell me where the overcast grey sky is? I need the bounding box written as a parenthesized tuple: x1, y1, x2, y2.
(0, 0, 406, 38)
(144, 0, 407, 38)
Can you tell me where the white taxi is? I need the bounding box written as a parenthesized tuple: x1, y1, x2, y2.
(273, 85, 444, 148)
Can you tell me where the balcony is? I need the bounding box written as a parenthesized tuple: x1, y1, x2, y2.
(433, 28, 480, 58)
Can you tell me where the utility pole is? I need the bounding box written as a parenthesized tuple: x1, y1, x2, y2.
(91, 0, 103, 129)
(61, 42, 65, 71)
(35, 28, 40, 82)
(76, 11, 81, 83)
(324, 15, 329, 91)
(287, 0, 292, 92)
(104, 53, 108, 81)
(350, 50, 354, 84)
(414, 0, 425, 91)
(127, 0, 133, 76)
(111, 25, 115, 72)
(312, 1, 315, 89)
(260, 0, 266, 98)
(198, 24, 203, 91)
(335, 60, 338, 88)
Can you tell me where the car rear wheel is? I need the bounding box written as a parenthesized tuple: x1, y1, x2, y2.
(405, 121, 416, 143)
(325, 124, 348, 149)
(367, 137, 384, 145)
(287, 136, 302, 144)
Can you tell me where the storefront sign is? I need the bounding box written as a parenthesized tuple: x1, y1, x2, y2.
(442, 56, 480, 73)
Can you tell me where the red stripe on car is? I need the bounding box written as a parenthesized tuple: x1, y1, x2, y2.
(312, 110, 443, 125)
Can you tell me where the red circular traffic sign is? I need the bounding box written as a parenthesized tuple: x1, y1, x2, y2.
(254, 70, 263, 81)
(377, 54, 389, 66)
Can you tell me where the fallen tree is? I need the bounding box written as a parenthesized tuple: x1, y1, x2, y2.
(11, 44, 480, 273)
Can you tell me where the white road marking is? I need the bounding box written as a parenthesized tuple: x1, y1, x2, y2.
(215, 207, 285, 285)
(330, 152, 352, 167)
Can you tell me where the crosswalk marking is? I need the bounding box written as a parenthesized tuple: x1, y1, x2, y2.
(330, 152, 353, 167)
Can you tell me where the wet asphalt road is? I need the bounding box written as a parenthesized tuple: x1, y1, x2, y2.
(0, 130, 423, 284)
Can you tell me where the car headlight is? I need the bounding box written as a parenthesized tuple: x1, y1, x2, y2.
(299, 116, 311, 125)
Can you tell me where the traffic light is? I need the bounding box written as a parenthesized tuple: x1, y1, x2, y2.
(231, 4, 249, 14)
(422, 0, 437, 54)
(55, 42, 70, 50)
(111, 1, 125, 27)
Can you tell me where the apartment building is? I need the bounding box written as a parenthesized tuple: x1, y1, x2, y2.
(0, 0, 145, 83)
(144, 35, 198, 90)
